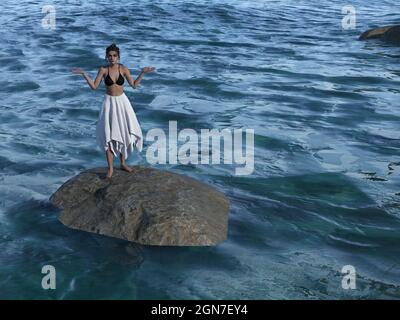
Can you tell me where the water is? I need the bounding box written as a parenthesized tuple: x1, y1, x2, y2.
(1, 0, 400, 299)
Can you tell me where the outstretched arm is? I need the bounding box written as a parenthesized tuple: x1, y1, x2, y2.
(71, 67, 104, 90)
(123, 66, 156, 89)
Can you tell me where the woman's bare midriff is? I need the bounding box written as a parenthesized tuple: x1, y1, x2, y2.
(105, 85, 124, 96)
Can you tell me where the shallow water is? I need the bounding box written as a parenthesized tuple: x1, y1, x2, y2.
(0, 0, 400, 299)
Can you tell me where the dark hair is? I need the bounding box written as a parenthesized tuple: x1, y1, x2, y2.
(106, 43, 120, 58)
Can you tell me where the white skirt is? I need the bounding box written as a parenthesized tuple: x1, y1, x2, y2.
(96, 93, 143, 160)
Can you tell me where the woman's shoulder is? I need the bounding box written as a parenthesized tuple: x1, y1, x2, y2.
(99, 65, 109, 73)
(118, 63, 129, 73)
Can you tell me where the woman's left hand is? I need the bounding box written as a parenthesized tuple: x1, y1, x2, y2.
(142, 66, 156, 73)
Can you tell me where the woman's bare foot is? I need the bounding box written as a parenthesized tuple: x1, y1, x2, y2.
(120, 163, 133, 173)
(106, 167, 113, 179)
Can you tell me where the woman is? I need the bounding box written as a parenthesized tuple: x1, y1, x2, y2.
(72, 43, 155, 179)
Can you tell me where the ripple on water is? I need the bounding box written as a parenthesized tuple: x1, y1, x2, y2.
(0, 81, 40, 93)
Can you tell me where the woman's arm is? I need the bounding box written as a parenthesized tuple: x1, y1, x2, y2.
(123, 66, 156, 89)
(71, 67, 104, 90)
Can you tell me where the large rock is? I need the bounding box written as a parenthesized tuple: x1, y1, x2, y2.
(359, 25, 400, 43)
(49, 166, 230, 246)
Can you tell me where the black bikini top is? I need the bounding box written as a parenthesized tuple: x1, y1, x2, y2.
(104, 64, 124, 86)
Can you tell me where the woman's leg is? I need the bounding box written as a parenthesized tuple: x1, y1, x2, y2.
(120, 152, 133, 172)
(106, 143, 114, 178)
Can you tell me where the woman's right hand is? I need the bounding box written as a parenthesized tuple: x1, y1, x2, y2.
(71, 67, 85, 75)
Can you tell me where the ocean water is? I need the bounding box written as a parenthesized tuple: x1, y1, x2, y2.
(0, 0, 400, 299)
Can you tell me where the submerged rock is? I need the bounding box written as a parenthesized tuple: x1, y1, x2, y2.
(49, 166, 230, 246)
(359, 25, 400, 43)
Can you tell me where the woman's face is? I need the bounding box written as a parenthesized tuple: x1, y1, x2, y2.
(107, 50, 119, 64)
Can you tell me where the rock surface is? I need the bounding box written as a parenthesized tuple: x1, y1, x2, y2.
(49, 166, 230, 246)
(359, 25, 400, 43)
